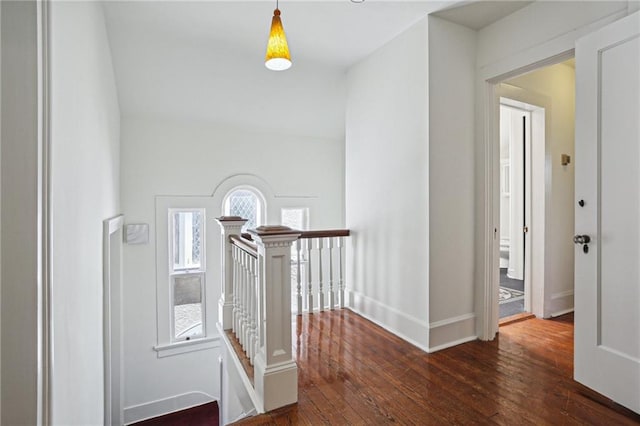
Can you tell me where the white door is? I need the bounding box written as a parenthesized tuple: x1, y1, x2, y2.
(574, 11, 640, 414)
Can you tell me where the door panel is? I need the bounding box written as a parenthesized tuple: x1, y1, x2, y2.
(574, 11, 640, 414)
(599, 35, 640, 358)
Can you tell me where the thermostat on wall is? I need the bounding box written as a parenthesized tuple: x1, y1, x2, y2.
(125, 223, 149, 245)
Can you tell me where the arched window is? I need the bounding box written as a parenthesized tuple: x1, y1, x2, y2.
(223, 186, 266, 232)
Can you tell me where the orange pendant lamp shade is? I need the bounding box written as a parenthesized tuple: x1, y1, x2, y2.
(265, 8, 292, 71)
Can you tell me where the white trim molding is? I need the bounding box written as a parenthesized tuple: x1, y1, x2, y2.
(429, 313, 477, 353)
(103, 215, 125, 426)
(477, 6, 627, 342)
(551, 289, 574, 300)
(153, 336, 220, 358)
(38, 0, 53, 423)
(348, 291, 430, 351)
(123, 392, 216, 425)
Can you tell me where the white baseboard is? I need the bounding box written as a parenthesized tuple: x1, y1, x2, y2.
(547, 290, 574, 318)
(229, 408, 258, 424)
(348, 291, 429, 350)
(551, 289, 574, 300)
(550, 308, 574, 318)
(428, 313, 477, 353)
(124, 392, 216, 425)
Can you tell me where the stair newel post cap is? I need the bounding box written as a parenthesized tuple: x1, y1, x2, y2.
(248, 225, 301, 237)
(247, 225, 302, 245)
(215, 215, 248, 224)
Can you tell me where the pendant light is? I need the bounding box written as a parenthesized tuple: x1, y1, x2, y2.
(265, 0, 292, 71)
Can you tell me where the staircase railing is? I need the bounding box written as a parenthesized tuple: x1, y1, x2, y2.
(293, 230, 350, 314)
(216, 216, 349, 414)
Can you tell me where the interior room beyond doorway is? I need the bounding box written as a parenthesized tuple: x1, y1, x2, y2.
(499, 104, 530, 319)
(496, 58, 576, 324)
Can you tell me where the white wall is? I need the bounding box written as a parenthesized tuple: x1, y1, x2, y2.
(345, 18, 430, 349)
(477, 1, 628, 71)
(120, 116, 344, 420)
(1, 2, 40, 424)
(427, 16, 477, 350)
(506, 63, 576, 317)
(50, 2, 121, 424)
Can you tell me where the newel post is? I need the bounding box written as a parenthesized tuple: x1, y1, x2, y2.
(248, 225, 301, 412)
(216, 216, 248, 330)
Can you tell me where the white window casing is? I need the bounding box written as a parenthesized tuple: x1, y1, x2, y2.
(154, 198, 219, 357)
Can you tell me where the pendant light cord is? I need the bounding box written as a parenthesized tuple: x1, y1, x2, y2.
(276, 0, 279, 9)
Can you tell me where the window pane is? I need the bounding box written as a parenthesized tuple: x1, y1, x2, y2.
(173, 274, 203, 340)
(228, 190, 258, 231)
(172, 210, 203, 271)
(281, 207, 308, 230)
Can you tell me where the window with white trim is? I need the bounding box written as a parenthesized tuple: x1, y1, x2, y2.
(154, 197, 219, 358)
(223, 187, 266, 232)
(169, 209, 205, 342)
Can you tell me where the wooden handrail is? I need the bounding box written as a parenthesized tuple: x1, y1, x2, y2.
(298, 229, 350, 239)
(230, 234, 258, 258)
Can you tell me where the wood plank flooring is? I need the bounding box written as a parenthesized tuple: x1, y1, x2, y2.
(235, 310, 640, 425)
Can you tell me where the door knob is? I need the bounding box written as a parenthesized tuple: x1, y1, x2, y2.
(573, 235, 591, 244)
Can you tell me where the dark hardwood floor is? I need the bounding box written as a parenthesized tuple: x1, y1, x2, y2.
(131, 401, 218, 426)
(235, 310, 640, 425)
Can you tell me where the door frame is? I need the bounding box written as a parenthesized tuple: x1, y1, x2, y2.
(478, 49, 574, 339)
(498, 94, 547, 317)
(476, 6, 629, 342)
(103, 215, 124, 426)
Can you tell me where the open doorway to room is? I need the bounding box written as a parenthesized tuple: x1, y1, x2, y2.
(498, 104, 531, 319)
(494, 58, 576, 327)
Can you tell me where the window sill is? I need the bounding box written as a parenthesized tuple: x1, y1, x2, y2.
(153, 336, 220, 358)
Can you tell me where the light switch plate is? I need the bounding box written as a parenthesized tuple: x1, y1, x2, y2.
(125, 223, 149, 244)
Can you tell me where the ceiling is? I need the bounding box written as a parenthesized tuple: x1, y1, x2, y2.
(102, 1, 538, 138)
(432, 0, 533, 30)
(103, 1, 453, 71)
(103, 1, 535, 70)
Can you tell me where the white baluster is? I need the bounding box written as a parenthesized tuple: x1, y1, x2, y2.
(338, 237, 345, 308)
(240, 251, 248, 350)
(307, 239, 313, 312)
(317, 238, 324, 311)
(328, 237, 335, 309)
(232, 245, 238, 334)
(243, 252, 250, 351)
(250, 255, 258, 365)
(233, 246, 242, 336)
(246, 255, 254, 362)
(236, 249, 242, 342)
(296, 239, 302, 315)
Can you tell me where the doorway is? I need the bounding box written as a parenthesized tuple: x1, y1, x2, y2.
(498, 103, 531, 319)
(490, 58, 576, 328)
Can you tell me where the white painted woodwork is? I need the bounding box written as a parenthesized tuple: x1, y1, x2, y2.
(338, 237, 345, 308)
(216, 217, 248, 330)
(502, 106, 527, 281)
(103, 215, 125, 426)
(306, 239, 313, 312)
(317, 238, 324, 312)
(295, 236, 346, 314)
(1, 2, 46, 423)
(295, 240, 302, 315)
(574, 11, 640, 414)
(229, 245, 259, 364)
(328, 238, 335, 309)
(249, 228, 301, 412)
(476, 0, 628, 342)
(219, 223, 302, 413)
